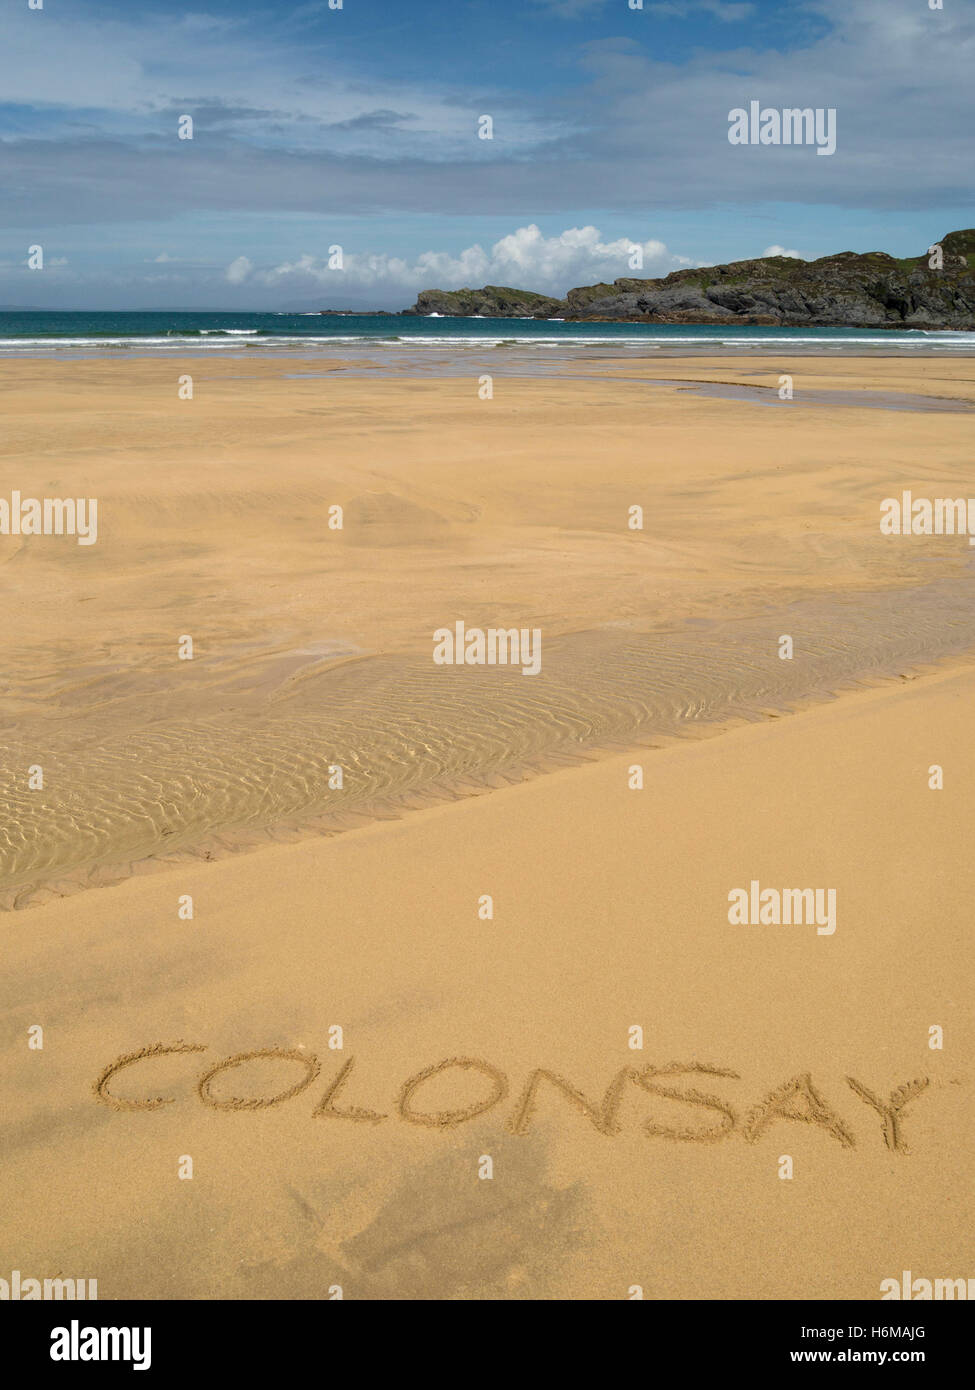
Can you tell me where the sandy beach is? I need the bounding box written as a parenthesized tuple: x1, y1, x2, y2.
(2, 355, 973, 1299)
(3, 355, 975, 905)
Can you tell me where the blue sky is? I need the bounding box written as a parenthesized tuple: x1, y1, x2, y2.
(0, 0, 972, 308)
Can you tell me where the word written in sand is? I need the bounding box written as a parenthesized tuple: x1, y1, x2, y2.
(92, 1043, 936, 1151)
(728, 881, 836, 935)
(880, 491, 975, 545)
(433, 622, 542, 676)
(0, 491, 97, 546)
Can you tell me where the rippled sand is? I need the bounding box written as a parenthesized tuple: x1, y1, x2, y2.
(2, 354, 975, 905)
(3, 579, 975, 907)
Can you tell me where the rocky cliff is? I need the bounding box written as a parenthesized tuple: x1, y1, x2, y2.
(403, 284, 564, 318)
(403, 230, 975, 329)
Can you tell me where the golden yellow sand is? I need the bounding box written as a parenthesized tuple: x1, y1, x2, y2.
(2, 355, 975, 904)
(1, 355, 973, 1299)
(2, 663, 971, 1299)
(3, 354, 974, 671)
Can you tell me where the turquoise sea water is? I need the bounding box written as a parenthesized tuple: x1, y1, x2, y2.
(1, 310, 974, 357)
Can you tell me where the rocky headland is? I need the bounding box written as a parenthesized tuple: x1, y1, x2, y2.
(402, 230, 975, 329)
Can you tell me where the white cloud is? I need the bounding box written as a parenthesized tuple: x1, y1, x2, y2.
(225, 255, 253, 284)
(762, 245, 802, 259)
(251, 225, 695, 299)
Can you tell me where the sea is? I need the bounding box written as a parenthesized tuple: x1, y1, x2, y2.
(1, 310, 975, 365)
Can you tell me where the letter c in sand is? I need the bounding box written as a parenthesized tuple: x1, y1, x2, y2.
(93, 1041, 209, 1111)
